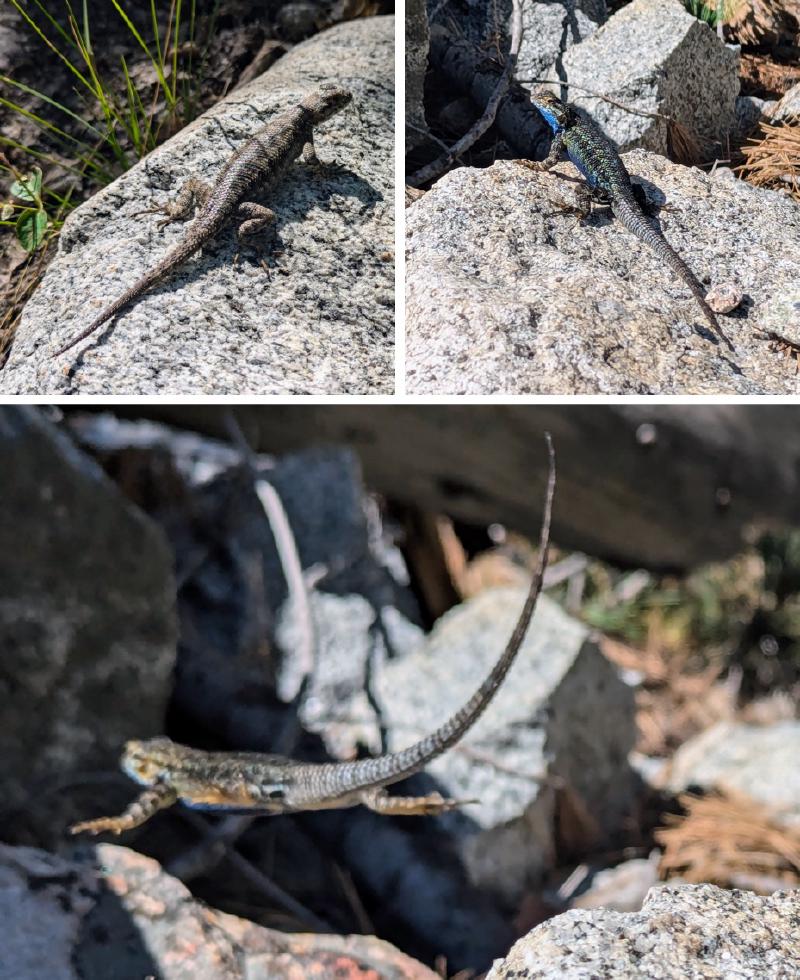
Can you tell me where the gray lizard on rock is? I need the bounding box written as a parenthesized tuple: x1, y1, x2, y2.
(53, 82, 352, 358)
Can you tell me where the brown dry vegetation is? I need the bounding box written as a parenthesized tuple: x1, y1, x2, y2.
(737, 120, 800, 202)
(657, 791, 800, 891)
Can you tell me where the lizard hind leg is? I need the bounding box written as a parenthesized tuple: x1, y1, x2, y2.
(70, 783, 178, 836)
(359, 787, 478, 816)
(234, 202, 277, 268)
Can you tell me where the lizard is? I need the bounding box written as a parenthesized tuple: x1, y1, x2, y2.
(52, 82, 352, 359)
(70, 436, 556, 835)
(523, 89, 734, 353)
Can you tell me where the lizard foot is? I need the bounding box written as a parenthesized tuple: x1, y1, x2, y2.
(360, 788, 478, 816)
(70, 815, 131, 835)
(513, 159, 547, 173)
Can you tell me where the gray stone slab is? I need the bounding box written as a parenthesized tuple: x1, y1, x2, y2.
(551, 0, 739, 154)
(488, 883, 800, 979)
(1, 17, 394, 395)
(406, 155, 800, 394)
(0, 407, 176, 847)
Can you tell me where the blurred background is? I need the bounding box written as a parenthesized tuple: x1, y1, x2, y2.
(2, 404, 799, 977)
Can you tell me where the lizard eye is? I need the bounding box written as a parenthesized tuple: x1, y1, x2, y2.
(265, 788, 285, 800)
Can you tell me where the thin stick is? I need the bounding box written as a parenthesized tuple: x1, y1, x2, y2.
(174, 810, 332, 931)
(167, 412, 319, 887)
(408, 0, 522, 186)
(224, 410, 316, 690)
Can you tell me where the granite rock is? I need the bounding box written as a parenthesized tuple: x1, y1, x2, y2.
(1, 17, 394, 396)
(550, 0, 739, 154)
(0, 842, 438, 980)
(487, 883, 800, 979)
(406, 155, 800, 394)
(330, 587, 637, 902)
(664, 721, 800, 827)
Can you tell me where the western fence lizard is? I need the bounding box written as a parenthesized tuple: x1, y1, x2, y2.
(53, 82, 352, 359)
(70, 437, 556, 834)
(526, 90, 734, 352)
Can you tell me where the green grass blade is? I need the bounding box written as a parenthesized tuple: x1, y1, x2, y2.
(0, 75, 106, 141)
(150, 0, 164, 74)
(7, 0, 96, 98)
(109, 0, 175, 109)
(0, 136, 113, 185)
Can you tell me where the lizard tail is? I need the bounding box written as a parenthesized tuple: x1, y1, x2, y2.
(52, 233, 208, 359)
(612, 197, 734, 352)
(319, 435, 556, 797)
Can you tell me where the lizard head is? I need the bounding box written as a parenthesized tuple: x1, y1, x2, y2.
(306, 82, 353, 121)
(530, 89, 571, 134)
(120, 737, 177, 787)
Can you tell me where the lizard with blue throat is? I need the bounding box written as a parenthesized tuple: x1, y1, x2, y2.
(524, 89, 734, 352)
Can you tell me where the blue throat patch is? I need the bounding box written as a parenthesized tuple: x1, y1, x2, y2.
(535, 103, 562, 134)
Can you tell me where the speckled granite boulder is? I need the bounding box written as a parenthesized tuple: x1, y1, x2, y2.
(0, 843, 438, 980)
(487, 883, 800, 979)
(550, 0, 739, 154)
(1, 17, 394, 396)
(406, 155, 800, 394)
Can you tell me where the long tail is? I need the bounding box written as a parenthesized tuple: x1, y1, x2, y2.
(612, 196, 734, 352)
(52, 230, 208, 358)
(312, 434, 556, 798)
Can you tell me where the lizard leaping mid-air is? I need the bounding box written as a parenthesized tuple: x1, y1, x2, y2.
(70, 437, 555, 835)
(525, 89, 734, 353)
(53, 82, 352, 359)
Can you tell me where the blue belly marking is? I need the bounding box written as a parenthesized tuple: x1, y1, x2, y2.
(567, 148, 598, 188)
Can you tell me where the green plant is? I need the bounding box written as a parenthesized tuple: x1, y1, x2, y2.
(683, 0, 739, 27)
(0, 158, 77, 252)
(1, 0, 219, 192)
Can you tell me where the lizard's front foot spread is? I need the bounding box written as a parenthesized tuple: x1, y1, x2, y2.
(514, 159, 546, 173)
(70, 816, 127, 835)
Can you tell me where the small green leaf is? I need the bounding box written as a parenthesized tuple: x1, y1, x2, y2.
(16, 207, 47, 251)
(10, 165, 42, 202)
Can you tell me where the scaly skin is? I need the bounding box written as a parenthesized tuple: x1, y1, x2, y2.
(529, 90, 734, 352)
(53, 82, 352, 359)
(71, 437, 556, 835)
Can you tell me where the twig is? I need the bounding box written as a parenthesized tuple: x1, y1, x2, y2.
(166, 411, 319, 887)
(167, 813, 256, 881)
(173, 809, 332, 931)
(332, 862, 374, 934)
(224, 410, 316, 692)
(521, 76, 681, 126)
(406, 121, 468, 165)
(409, 0, 523, 186)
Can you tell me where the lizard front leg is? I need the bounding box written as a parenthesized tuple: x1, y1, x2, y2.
(140, 177, 213, 229)
(70, 782, 178, 835)
(515, 132, 566, 174)
(359, 787, 477, 816)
